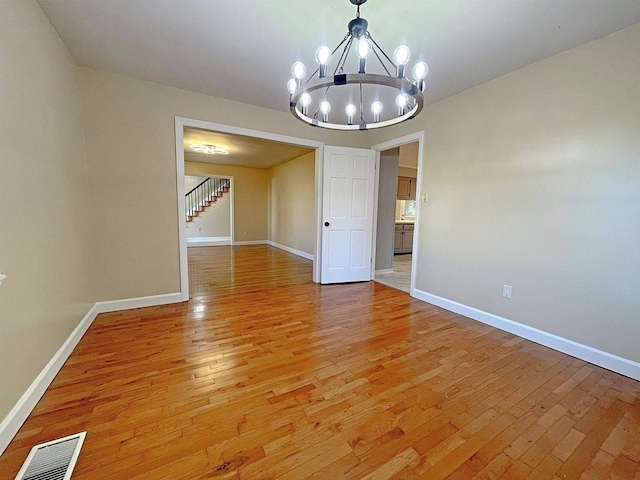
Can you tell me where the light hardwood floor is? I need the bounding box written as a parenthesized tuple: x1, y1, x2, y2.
(1, 245, 639, 479)
(375, 254, 412, 293)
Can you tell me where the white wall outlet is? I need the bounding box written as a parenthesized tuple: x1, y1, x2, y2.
(197, 226, 202, 232)
(421, 192, 428, 203)
(502, 285, 512, 299)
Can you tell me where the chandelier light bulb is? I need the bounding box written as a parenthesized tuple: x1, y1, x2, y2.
(393, 45, 411, 77)
(396, 93, 409, 115)
(299, 92, 311, 115)
(393, 45, 411, 65)
(291, 62, 306, 80)
(412, 61, 429, 80)
(287, 78, 297, 95)
(356, 37, 372, 59)
(299, 93, 312, 107)
(371, 101, 383, 123)
(315, 46, 332, 78)
(315, 46, 332, 66)
(320, 101, 331, 114)
(320, 100, 331, 122)
(345, 104, 357, 125)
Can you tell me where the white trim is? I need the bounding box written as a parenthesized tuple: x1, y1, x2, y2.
(375, 268, 394, 275)
(370, 152, 381, 279)
(371, 131, 425, 294)
(0, 292, 183, 455)
(0, 305, 98, 456)
(313, 146, 323, 283)
(412, 288, 640, 381)
(187, 236, 232, 247)
(267, 241, 314, 261)
(233, 240, 268, 246)
(175, 117, 189, 302)
(175, 117, 325, 297)
(94, 293, 182, 313)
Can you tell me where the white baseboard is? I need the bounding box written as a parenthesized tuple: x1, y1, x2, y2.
(375, 268, 394, 275)
(187, 236, 231, 247)
(233, 240, 268, 246)
(0, 292, 183, 455)
(267, 241, 314, 261)
(94, 292, 183, 313)
(411, 288, 640, 381)
(0, 305, 99, 455)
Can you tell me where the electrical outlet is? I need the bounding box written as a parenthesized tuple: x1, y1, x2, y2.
(421, 192, 428, 203)
(502, 285, 512, 299)
(197, 226, 202, 232)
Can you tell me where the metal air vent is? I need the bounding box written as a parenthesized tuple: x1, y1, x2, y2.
(14, 432, 86, 480)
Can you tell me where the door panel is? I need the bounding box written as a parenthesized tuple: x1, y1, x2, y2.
(321, 146, 376, 284)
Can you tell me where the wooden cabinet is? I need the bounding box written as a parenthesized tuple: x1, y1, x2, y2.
(394, 223, 414, 254)
(397, 176, 417, 200)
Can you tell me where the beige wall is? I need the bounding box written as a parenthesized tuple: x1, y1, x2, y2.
(269, 152, 316, 255)
(80, 68, 371, 301)
(186, 162, 269, 242)
(370, 24, 640, 362)
(0, 0, 95, 418)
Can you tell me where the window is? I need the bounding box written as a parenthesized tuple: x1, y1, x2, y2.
(404, 200, 416, 218)
(397, 199, 416, 220)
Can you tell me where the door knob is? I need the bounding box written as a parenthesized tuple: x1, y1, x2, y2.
(324, 222, 330, 227)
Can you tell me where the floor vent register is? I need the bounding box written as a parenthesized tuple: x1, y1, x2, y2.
(14, 432, 86, 480)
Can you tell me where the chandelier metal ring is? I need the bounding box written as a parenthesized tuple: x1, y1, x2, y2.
(290, 74, 424, 131)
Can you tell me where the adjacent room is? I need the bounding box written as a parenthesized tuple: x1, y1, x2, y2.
(1, 0, 639, 478)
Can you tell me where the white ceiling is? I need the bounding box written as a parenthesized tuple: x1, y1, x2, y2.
(183, 127, 313, 169)
(37, 0, 640, 114)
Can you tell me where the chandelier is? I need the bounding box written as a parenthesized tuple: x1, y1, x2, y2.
(287, 0, 428, 131)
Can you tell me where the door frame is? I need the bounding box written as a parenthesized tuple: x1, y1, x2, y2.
(175, 117, 324, 301)
(370, 131, 425, 296)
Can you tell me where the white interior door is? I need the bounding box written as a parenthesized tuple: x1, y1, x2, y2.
(321, 146, 376, 284)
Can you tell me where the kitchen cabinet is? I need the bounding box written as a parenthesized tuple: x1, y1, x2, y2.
(397, 176, 417, 200)
(394, 223, 414, 254)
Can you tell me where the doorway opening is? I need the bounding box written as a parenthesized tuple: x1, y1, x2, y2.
(175, 118, 324, 300)
(371, 132, 424, 295)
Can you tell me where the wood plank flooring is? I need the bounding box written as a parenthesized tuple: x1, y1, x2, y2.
(1, 245, 639, 479)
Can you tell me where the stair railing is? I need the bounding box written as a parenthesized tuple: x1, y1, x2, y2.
(185, 177, 231, 219)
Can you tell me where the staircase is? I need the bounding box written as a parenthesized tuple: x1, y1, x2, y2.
(186, 177, 230, 222)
